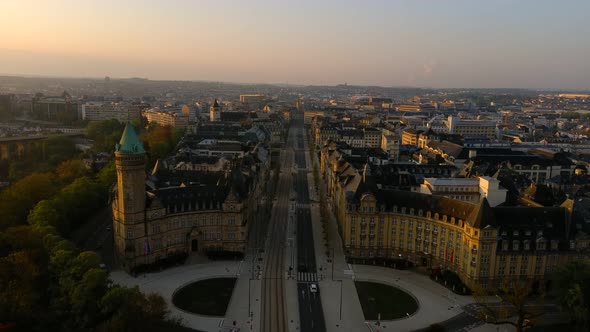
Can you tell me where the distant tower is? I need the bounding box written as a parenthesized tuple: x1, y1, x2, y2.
(113, 123, 146, 268)
(209, 98, 221, 122)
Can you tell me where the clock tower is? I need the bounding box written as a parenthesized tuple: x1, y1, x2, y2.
(209, 98, 221, 122)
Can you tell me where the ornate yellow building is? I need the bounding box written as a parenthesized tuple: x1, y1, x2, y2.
(112, 123, 266, 272)
(321, 145, 590, 291)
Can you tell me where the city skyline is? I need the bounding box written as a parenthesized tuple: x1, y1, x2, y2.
(1, 0, 590, 89)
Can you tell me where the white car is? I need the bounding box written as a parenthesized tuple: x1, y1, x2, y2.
(310, 283, 318, 293)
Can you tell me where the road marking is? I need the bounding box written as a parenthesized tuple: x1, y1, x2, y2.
(297, 272, 318, 282)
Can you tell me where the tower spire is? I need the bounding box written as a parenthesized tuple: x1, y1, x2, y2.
(116, 122, 145, 154)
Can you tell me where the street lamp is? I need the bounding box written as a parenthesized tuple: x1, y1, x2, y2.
(329, 247, 335, 281)
(337, 279, 343, 321)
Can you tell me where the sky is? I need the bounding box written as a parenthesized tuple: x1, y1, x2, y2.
(0, 0, 589, 89)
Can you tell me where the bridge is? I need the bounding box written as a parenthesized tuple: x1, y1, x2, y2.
(0, 133, 83, 160)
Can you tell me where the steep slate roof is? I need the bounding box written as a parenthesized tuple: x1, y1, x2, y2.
(367, 190, 495, 228)
(116, 122, 145, 155)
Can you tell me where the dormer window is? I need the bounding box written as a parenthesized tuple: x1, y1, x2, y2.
(537, 230, 543, 237)
(551, 240, 558, 250)
(513, 240, 519, 250)
(525, 230, 531, 236)
(524, 240, 530, 250)
(513, 230, 519, 236)
(570, 240, 576, 250)
(502, 231, 507, 236)
(537, 240, 546, 250)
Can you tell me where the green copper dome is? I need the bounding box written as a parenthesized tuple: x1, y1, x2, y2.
(116, 122, 145, 155)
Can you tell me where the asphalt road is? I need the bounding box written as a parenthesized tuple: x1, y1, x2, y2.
(293, 113, 327, 332)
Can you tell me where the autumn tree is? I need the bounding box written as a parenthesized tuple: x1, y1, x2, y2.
(56, 159, 89, 183)
(472, 278, 544, 332)
(141, 123, 183, 164)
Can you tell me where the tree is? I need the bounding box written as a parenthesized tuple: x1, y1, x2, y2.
(97, 161, 116, 189)
(141, 124, 183, 165)
(0, 250, 46, 325)
(69, 268, 109, 327)
(554, 261, 590, 329)
(56, 159, 88, 183)
(86, 119, 125, 153)
(472, 278, 544, 332)
(43, 136, 78, 166)
(98, 286, 182, 332)
(28, 200, 65, 233)
(0, 173, 56, 228)
(50, 177, 104, 234)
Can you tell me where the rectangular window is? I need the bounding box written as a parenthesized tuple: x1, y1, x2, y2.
(153, 238, 162, 250)
(126, 230, 133, 239)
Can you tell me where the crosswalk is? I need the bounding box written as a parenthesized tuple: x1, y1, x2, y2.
(297, 272, 318, 282)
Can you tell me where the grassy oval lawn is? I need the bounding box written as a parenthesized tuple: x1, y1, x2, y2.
(172, 277, 236, 316)
(355, 281, 419, 320)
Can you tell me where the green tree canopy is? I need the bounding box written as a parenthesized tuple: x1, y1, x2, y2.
(86, 119, 125, 152)
(0, 173, 56, 228)
(554, 261, 590, 328)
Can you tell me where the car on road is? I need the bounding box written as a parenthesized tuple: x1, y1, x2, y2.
(309, 283, 318, 293)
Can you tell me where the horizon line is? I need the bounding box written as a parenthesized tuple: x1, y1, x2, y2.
(0, 73, 588, 93)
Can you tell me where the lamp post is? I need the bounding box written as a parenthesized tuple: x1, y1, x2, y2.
(339, 280, 343, 320)
(328, 247, 335, 281)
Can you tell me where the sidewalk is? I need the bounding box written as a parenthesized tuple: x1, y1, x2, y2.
(353, 265, 474, 331)
(305, 134, 367, 332)
(111, 260, 245, 332)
